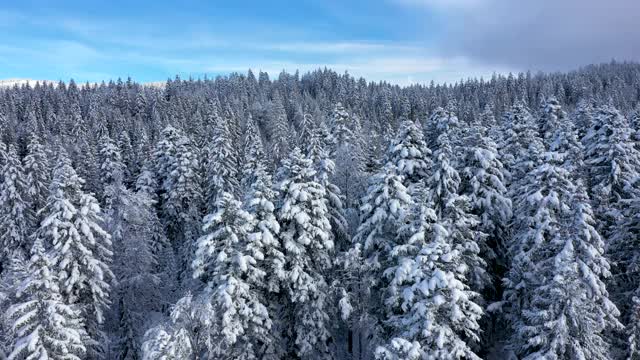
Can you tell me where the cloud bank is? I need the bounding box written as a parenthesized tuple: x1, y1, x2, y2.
(400, 0, 640, 71)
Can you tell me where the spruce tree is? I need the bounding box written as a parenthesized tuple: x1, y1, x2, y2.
(583, 105, 640, 236)
(38, 151, 114, 358)
(205, 117, 240, 210)
(376, 213, 483, 360)
(23, 134, 51, 216)
(6, 239, 86, 360)
(461, 117, 511, 273)
(0, 145, 33, 269)
(192, 192, 272, 359)
(104, 176, 161, 360)
(276, 147, 334, 358)
(353, 163, 412, 349)
(385, 118, 432, 191)
(514, 181, 621, 359)
(428, 133, 488, 291)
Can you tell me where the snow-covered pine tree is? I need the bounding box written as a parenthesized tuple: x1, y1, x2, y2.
(328, 102, 354, 157)
(23, 134, 51, 217)
(192, 192, 272, 359)
(38, 151, 114, 358)
(243, 150, 286, 358)
(353, 163, 412, 350)
(515, 180, 621, 359)
(240, 114, 267, 195)
(539, 96, 568, 144)
(6, 238, 86, 360)
(498, 100, 542, 188)
(159, 131, 203, 283)
(609, 176, 640, 341)
(306, 125, 350, 250)
(385, 118, 432, 191)
(136, 160, 158, 202)
(205, 116, 240, 210)
(0, 145, 33, 270)
(104, 175, 162, 360)
(276, 147, 334, 358)
(503, 149, 568, 356)
(428, 132, 488, 291)
(98, 134, 126, 205)
(376, 200, 483, 360)
(141, 293, 214, 360)
(503, 116, 622, 357)
(461, 116, 511, 284)
(582, 104, 640, 237)
(268, 92, 291, 166)
(424, 106, 460, 152)
(574, 98, 595, 140)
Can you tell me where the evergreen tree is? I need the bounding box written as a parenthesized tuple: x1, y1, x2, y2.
(6, 239, 86, 360)
(583, 105, 640, 236)
(205, 117, 240, 210)
(499, 101, 542, 187)
(38, 152, 114, 358)
(353, 163, 412, 349)
(307, 125, 350, 250)
(0, 145, 33, 269)
(385, 118, 432, 190)
(23, 134, 51, 217)
(425, 106, 460, 152)
(461, 117, 512, 289)
(192, 192, 272, 359)
(98, 134, 126, 205)
(276, 147, 334, 358)
(376, 214, 483, 360)
(514, 181, 621, 359)
(428, 133, 488, 291)
(104, 176, 162, 360)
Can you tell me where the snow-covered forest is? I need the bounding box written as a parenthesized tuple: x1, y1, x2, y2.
(1, 61, 640, 359)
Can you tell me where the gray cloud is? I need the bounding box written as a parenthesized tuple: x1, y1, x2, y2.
(425, 0, 640, 71)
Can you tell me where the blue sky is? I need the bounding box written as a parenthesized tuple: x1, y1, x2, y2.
(0, 0, 637, 85)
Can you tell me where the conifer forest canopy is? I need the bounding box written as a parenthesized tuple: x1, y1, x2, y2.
(2, 62, 640, 359)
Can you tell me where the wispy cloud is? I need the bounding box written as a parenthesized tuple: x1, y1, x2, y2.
(0, 6, 515, 84)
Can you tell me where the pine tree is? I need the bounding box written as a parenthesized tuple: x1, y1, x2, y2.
(192, 192, 272, 359)
(307, 125, 350, 250)
(38, 152, 114, 358)
(385, 118, 432, 191)
(141, 293, 214, 360)
(461, 117, 511, 286)
(428, 133, 488, 291)
(7, 239, 86, 360)
(23, 134, 51, 216)
(499, 101, 542, 187)
(276, 147, 334, 358)
(104, 175, 162, 360)
(240, 115, 267, 195)
(243, 144, 285, 296)
(98, 134, 126, 205)
(242, 141, 287, 358)
(328, 102, 354, 155)
(0, 145, 33, 269)
(158, 131, 203, 281)
(425, 106, 460, 152)
(205, 118, 240, 210)
(514, 181, 621, 359)
(583, 105, 640, 237)
(268, 92, 291, 165)
(353, 163, 412, 349)
(376, 215, 483, 360)
(504, 122, 622, 358)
